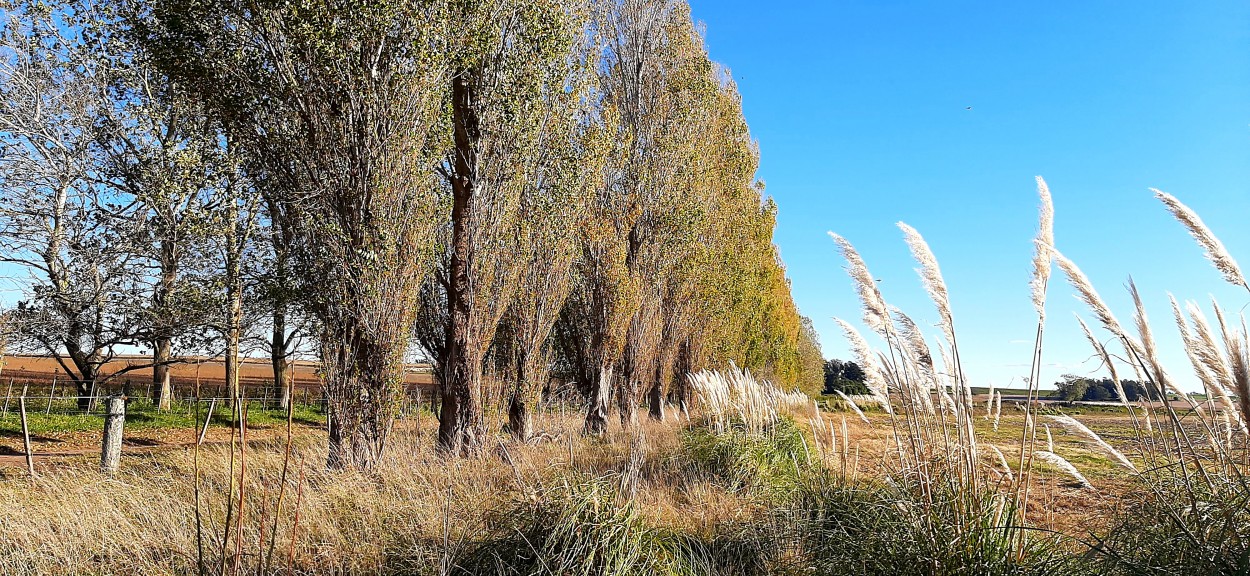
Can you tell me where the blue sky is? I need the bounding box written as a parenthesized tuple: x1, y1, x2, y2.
(689, 0, 1250, 391)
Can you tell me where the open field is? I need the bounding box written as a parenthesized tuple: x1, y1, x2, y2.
(0, 355, 435, 392)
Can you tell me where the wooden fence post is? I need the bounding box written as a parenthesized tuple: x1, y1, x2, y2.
(100, 395, 125, 474)
(2, 378, 13, 418)
(198, 397, 217, 445)
(19, 396, 34, 478)
(46, 376, 57, 415)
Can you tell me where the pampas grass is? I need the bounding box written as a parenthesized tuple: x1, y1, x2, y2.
(992, 392, 1002, 432)
(1033, 451, 1092, 489)
(834, 390, 871, 425)
(830, 232, 890, 334)
(1154, 189, 1249, 291)
(1052, 248, 1130, 341)
(1030, 177, 1055, 320)
(1045, 415, 1137, 473)
(834, 318, 892, 412)
(987, 444, 1014, 482)
(686, 363, 808, 433)
(897, 222, 955, 345)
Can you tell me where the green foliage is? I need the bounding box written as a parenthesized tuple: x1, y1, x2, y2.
(823, 358, 870, 395)
(681, 416, 812, 498)
(0, 399, 324, 437)
(1055, 377, 1090, 402)
(784, 476, 1086, 576)
(1093, 475, 1250, 576)
(1053, 375, 1151, 402)
(452, 474, 712, 576)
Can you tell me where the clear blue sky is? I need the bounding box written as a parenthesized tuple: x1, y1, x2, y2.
(689, 0, 1250, 391)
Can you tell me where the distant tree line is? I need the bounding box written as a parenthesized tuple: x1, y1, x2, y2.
(1053, 375, 1151, 402)
(0, 0, 824, 468)
(823, 359, 870, 396)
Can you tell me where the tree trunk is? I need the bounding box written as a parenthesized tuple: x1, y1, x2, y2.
(224, 203, 243, 405)
(272, 302, 290, 410)
(324, 323, 401, 470)
(70, 354, 98, 412)
(585, 365, 613, 434)
(437, 69, 484, 457)
(152, 238, 177, 411)
(508, 389, 532, 443)
(75, 379, 92, 412)
(225, 327, 240, 403)
(152, 337, 173, 411)
(647, 381, 665, 422)
(508, 353, 533, 442)
(618, 374, 638, 428)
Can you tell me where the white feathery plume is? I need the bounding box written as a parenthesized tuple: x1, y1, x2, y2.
(1046, 414, 1137, 472)
(1212, 303, 1250, 432)
(842, 417, 850, 460)
(937, 384, 956, 416)
(985, 381, 996, 420)
(891, 308, 936, 416)
(1175, 298, 1245, 431)
(986, 444, 1014, 481)
(1227, 317, 1250, 432)
(1154, 189, 1249, 290)
(992, 391, 1003, 432)
(835, 318, 892, 410)
(1034, 450, 1092, 489)
(1130, 281, 1201, 412)
(835, 390, 871, 425)
(1030, 176, 1055, 319)
(1052, 248, 1130, 340)
(830, 233, 890, 334)
(1171, 296, 1222, 400)
(1074, 316, 1129, 407)
(1221, 410, 1234, 451)
(1184, 300, 1236, 393)
(897, 222, 955, 345)
(892, 307, 936, 378)
(1044, 424, 1054, 452)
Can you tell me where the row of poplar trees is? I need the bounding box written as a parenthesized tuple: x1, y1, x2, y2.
(0, 0, 824, 468)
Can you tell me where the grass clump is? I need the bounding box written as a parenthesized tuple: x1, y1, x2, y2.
(681, 416, 812, 498)
(451, 473, 715, 576)
(785, 474, 1086, 576)
(1093, 474, 1250, 576)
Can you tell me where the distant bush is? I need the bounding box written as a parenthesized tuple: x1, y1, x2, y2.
(823, 359, 870, 396)
(1053, 375, 1150, 402)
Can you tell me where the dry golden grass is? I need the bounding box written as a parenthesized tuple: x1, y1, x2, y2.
(0, 394, 1236, 575)
(0, 410, 762, 575)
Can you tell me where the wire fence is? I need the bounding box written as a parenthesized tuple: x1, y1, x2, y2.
(0, 381, 324, 421)
(0, 375, 452, 426)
